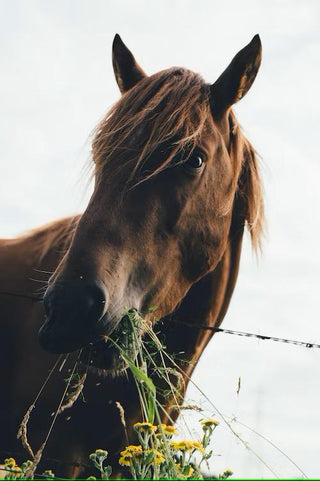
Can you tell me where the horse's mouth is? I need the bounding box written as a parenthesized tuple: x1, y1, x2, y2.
(80, 338, 127, 373)
(79, 312, 144, 374)
(39, 310, 145, 373)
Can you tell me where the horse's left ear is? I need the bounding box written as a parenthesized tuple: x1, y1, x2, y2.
(210, 35, 262, 116)
(112, 34, 147, 94)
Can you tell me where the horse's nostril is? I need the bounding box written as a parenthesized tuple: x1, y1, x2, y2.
(39, 280, 108, 353)
(85, 282, 107, 319)
(43, 280, 107, 325)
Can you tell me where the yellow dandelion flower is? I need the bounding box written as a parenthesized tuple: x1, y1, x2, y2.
(4, 458, 17, 468)
(154, 450, 165, 465)
(94, 448, 108, 455)
(120, 445, 143, 457)
(119, 456, 131, 467)
(144, 449, 165, 465)
(171, 440, 204, 452)
(134, 421, 157, 432)
(159, 424, 178, 435)
(191, 440, 205, 453)
(223, 468, 234, 477)
(170, 440, 179, 450)
(200, 418, 220, 427)
(170, 440, 193, 451)
(175, 463, 194, 478)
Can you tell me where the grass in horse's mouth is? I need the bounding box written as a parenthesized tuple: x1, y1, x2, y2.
(80, 310, 146, 373)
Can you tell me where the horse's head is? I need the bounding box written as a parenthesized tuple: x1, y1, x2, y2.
(39, 35, 263, 371)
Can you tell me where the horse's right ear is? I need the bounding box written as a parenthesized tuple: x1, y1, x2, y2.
(210, 35, 262, 117)
(112, 34, 147, 94)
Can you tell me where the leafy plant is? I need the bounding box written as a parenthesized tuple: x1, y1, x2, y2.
(88, 418, 233, 480)
(88, 449, 112, 479)
(99, 309, 234, 480)
(1, 458, 55, 480)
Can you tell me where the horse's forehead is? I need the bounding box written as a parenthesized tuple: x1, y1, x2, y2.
(197, 115, 219, 148)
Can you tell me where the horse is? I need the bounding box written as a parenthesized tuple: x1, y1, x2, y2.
(0, 34, 263, 478)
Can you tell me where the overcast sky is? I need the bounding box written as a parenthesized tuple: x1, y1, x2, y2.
(1, 0, 319, 478)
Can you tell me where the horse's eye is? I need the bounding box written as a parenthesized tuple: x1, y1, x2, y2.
(184, 154, 204, 173)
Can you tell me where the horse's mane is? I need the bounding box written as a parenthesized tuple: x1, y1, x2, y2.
(92, 68, 212, 185)
(20, 216, 80, 261)
(228, 111, 264, 251)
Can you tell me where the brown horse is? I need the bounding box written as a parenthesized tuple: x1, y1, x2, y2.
(0, 34, 263, 478)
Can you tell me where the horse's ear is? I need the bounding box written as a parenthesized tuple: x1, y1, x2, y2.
(210, 35, 262, 116)
(112, 34, 147, 94)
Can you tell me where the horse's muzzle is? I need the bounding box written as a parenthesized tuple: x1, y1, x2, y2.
(39, 280, 108, 353)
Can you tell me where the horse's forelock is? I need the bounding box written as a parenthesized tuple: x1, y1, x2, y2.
(91, 68, 212, 185)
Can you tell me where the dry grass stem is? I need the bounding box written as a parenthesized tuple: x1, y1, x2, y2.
(175, 404, 204, 412)
(58, 372, 87, 414)
(24, 441, 46, 479)
(17, 404, 35, 458)
(115, 401, 128, 443)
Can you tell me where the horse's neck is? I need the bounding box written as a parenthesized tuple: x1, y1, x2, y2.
(152, 226, 244, 422)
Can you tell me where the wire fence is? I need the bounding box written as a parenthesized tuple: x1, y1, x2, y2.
(0, 448, 90, 479)
(174, 320, 320, 350)
(2, 290, 319, 351)
(0, 465, 66, 480)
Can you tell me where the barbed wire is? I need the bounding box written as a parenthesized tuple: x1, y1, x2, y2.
(0, 448, 90, 470)
(173, 320, 320, 350)
(1, 290, 319, 350)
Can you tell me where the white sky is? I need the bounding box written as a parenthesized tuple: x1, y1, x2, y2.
(1, 0, 320, 478)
